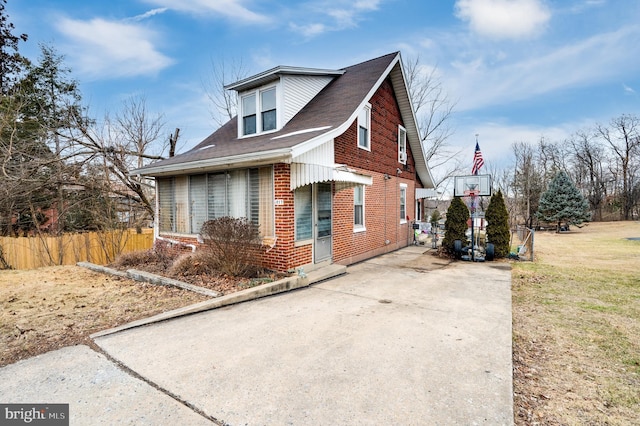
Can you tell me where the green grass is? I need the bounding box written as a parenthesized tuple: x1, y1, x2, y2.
(512, 222, 640, 424)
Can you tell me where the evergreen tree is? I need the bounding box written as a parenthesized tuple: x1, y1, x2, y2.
(442, 196, 469, 255)
(537, 170, 590, 232)
(0, 0, 28, 94)
(485, 190, 510, 258)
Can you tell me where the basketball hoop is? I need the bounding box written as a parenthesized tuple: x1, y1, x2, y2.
(464, 190, 477, 198)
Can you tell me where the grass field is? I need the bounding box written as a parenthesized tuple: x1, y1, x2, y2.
(512, 221, 640, 425)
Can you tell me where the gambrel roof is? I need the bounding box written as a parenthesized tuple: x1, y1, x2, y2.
(133, 52, 434, 189)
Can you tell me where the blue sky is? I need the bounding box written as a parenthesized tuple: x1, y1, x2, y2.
(7, 0, 640, 176)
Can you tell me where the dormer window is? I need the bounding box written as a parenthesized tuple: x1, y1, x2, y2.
(261, 88, 276, 131)
(242, 94, 257, 135)
(240, 85, 278, 137)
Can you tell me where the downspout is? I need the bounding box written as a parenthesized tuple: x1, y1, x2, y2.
(384, 173, 391, 245)
(153, 177, 160, 241)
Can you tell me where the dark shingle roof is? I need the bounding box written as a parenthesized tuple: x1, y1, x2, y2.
(134, 52, 399, 175)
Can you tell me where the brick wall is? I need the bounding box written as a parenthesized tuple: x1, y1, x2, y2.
(332, 77, 417, 265)
(332, 172, 415, 266)
(335, 77, 416, 180)
(260, 163, 313, 271)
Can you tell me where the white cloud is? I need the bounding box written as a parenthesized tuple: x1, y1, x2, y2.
(127, 8, 168, 22)
(623, 83, 636, 94)
(454, 0, 551, 39)
(289, 22, 327, 38)
(289, 0, 383, 37)
(446, 25, 640, 111)
(567, 0, 606, 14)
(55, 17, 173, 79)
(143, 0, 270, 24)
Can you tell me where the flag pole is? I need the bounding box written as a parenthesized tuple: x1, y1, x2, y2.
(472, 134, 479, 260)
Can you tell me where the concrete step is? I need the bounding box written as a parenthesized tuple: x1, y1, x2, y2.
(305, 264, 347, 284)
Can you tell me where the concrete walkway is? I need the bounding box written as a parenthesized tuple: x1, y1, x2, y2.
(0, 246, 513, 425)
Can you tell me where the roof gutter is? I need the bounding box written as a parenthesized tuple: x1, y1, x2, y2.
(131, 149, 292, 177)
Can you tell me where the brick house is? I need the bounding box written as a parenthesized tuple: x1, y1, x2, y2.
(132, 52, 435, 272)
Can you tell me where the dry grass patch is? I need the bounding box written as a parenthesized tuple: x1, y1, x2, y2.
(0, 266, 209, 367)
(513, 221, 640, 425)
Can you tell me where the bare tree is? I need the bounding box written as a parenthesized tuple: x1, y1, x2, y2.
(202, 56, 249, 127)
(568, 130, 608, 221)
(596, 114, 640, 220)
(537, 136, 569, 179)
(403, 55, 462, 192)
(511, 141, 544, 228)
(115, 95, 165, 169)
(67, 95, 168, 225)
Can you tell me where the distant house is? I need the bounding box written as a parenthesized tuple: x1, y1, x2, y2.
(132, 52, 435, 272)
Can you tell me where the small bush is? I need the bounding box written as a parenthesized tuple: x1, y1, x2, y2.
(152, 239, 176, 269)
(200, 217, 261, 277)
(169, 252, 216, 277)
(112, 240, 177, 270)
(112, 249, 159, 268)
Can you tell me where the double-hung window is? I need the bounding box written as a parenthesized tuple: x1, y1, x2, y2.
(240, 86, 278, 137)
(242, 94, 257, 135)
(261, 88, 276, 131)
(398, 125, 407, 164)
(399, 183, 407, 223)
(358, 103, 371, 150)
(354, 185, 365, 231)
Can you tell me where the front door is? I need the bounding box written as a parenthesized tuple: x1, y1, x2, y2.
(314, 183, 332, 263)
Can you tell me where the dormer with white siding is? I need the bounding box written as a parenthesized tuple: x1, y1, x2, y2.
(225, 66, 344, 139)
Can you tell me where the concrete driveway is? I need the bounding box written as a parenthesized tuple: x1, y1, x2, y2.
(95, 246, 513, 425)
(0, 246, 513, 425)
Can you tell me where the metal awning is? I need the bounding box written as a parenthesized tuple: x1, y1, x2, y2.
(290, 163, 373, 190)
(416, 188, 439, 199)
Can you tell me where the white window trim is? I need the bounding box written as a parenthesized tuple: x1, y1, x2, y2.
(238, 83, 279, 138)
(357, 102, 371, 151)
(398, 125, 407, 164)
(399, 183, 408, 224)
(354, 184, 366, 232)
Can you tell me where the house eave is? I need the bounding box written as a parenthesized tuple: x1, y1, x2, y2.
(131, 149, 292, 177)
(225, 66, 345, 92)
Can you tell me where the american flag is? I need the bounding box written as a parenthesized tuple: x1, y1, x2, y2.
(471, 141, 484, 175)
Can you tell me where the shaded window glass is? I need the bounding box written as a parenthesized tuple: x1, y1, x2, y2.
(261, 88, 276, 131)
(295, 185, 312, 240)
(242, 94, 256, 135)
(354, 185, 364, 226)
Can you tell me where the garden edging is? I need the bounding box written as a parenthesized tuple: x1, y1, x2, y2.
(81, 262, 346, 339)
(76, 262, 221, 297)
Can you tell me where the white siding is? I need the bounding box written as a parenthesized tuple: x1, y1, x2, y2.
(282, 75, 334, 124)
(292, 139, 335, 167)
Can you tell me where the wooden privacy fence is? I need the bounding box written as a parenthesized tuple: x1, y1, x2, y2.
(0, 229, 154, 270)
